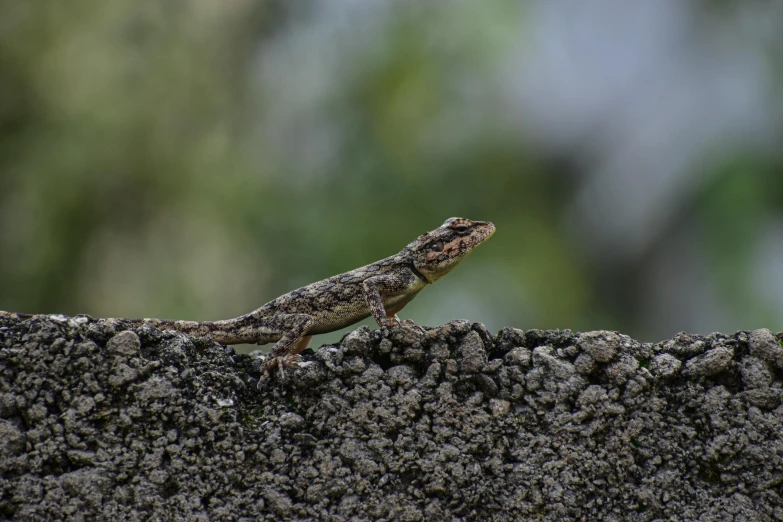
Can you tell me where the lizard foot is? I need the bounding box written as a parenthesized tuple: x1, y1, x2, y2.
(276, 354, 303, 381)
(257, 354, 303, 390)
(380, 316, 400, 328)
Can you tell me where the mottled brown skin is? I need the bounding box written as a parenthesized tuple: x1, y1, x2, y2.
(1, 218, 495, 389)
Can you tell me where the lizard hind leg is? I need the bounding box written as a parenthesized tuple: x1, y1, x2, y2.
(257, 314, 314, 389)
(294, 335, 313, 353)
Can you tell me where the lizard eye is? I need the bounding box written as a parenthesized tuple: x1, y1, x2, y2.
(429, 240, 445, 252)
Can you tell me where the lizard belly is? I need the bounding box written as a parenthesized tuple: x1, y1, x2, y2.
(305, 288, 422, 335)
(307, 306, 372, 335)
(383, 291, 420, 316)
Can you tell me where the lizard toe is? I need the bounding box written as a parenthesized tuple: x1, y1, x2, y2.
(280, 354, 303, 366)
(257, 368, 272, 390)
(266, 354, 303, 384)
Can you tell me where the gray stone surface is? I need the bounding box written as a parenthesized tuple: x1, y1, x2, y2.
(1, 316, 782, 521)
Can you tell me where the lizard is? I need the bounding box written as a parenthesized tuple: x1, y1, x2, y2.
(1, 217, 495, 389)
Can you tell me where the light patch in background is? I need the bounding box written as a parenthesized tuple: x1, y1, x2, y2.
(752, 220, 783, 325)
(78, 209, 267, 321)
(640, 221, 730, 342)
(509, 0, 772, 261)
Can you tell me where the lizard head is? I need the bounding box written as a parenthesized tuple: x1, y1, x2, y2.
(407, 217, 495, 283)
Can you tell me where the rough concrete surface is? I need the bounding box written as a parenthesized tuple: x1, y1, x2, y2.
(1, 315, 782, 521)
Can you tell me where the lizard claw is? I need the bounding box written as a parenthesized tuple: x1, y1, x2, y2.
(257, 363, 273, 389)
(383, 317, 426, 333)
(276, 354, 303, 381)
(257, 354, 303, 389)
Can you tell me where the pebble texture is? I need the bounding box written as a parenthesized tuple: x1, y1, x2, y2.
(1, 315, 782, 521)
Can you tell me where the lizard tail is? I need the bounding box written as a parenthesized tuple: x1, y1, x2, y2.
(124, 318, 221, 338)
(125, 316, 272, 345)
(2, 311, 273, 346)
(1, 311, 41, 320)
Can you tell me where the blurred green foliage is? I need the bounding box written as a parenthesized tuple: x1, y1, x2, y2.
(1, 0, 781, 349)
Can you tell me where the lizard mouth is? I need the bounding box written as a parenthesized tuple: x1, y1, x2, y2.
(474, 221, 496, 243)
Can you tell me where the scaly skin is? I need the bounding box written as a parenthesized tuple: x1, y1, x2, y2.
(1, 217, 495, 389)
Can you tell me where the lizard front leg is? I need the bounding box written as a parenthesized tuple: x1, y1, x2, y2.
(257, 313, 314, 389)
(362, 273, 416, 328)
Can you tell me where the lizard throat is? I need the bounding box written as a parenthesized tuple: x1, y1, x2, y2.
(408, 263, 431, 284)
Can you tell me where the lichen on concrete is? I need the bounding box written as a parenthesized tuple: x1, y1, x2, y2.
(1, 315, 782, 520)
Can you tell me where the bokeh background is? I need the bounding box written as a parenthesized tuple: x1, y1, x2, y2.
(1, 0, 782, 351)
